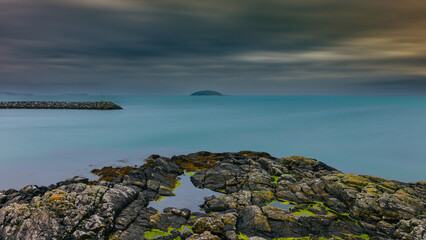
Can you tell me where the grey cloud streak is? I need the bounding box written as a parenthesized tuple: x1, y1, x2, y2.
(1, 0, 426, 94)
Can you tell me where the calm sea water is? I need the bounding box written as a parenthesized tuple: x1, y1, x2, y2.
(0, 95, 425, 190)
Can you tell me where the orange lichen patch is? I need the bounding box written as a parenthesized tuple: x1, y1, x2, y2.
(362, 175, 386, 183)
(252, 190, 275, 202)
(149, 213, 162, 225)
(281, 156, 317, 167)
(238, 151, 272, 158)
(393, 189, 422, 207)
(380, 181, 399, 191)
(363, 184, 380, 196)
(38, 190, 76, 216)
(91, 166, 138, 182)
(342, 174, 370, 189)
(221, 213, 238, 226)
(46, 190, 67, 203)
(48, 195, 62, 201)
(322, 175, 341, 182)
(262, 206, 294, 222)
(192, 217, 225, 234)
(173, 153, 218, 171)
(279, 214, 297, 222)
(287, 185, 299, 192)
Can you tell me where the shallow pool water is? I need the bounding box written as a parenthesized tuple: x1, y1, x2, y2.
(267, 200, 294, 210)
(148, 172, 222, 212)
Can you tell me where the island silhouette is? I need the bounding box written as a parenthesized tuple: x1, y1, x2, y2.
(190, 90, 223, 96)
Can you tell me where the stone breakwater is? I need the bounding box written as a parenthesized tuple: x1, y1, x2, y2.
(0, 101, 122, 110)
(0, 151, 425, 240)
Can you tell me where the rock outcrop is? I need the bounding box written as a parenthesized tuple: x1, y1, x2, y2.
(0, 101, 122, 110)
(0, 152, 424, 239)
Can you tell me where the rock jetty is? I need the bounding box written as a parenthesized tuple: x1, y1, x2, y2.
(0, 101, 122, 110)
(0, 151, 424, 239)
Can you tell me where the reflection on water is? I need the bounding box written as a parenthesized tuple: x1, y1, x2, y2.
(148, 172, 222, 212)
(267, 199, 294, 210)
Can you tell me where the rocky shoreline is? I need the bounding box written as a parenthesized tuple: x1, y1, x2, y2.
(0, 151, 424, 239)
(0, 101, 122, 110)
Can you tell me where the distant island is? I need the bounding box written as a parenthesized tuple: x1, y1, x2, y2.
(60, 93, 89, 96)
(190, 90, 223, 96)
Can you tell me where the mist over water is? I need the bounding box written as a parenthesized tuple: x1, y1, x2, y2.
(0, 95, 425, 190)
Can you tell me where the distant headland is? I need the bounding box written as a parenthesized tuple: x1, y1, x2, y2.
(0, 91, 34, 96)
(0, 92, 90, 96)
(190, 90, 223, 96)
(0, 101, 122, 110)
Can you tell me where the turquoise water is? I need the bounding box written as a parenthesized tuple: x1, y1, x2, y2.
(0, 95, 425, 189)
(148, 172, 221, 212)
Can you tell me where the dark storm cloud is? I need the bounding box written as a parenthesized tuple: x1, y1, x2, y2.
(0, 0, 426, 94)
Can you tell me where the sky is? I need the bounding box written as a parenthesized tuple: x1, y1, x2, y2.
(1, 0, 426, 95)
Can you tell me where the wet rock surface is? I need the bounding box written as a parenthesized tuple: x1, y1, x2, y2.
(0, 151, 425, 239)
(0, 101, 122, 110)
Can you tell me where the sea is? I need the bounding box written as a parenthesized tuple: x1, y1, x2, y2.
(0, 95, 425, 190)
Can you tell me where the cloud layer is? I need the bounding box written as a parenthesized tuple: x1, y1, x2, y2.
(1, 0, 426, 94)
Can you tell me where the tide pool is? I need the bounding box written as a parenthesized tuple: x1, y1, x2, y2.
(148, 172, 221, 213)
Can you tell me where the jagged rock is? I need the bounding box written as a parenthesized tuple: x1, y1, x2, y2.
(0, 151, 424, 240)
(149, 210, 188, 232)
(193, 217, 224, 235)
(203, 191, 252, 213)
(238, 205, 271, 234)
(224, 230, 238, 240)
(261, 206, 294, 221)
(204, 170, 227, 190)
(186, 231, 221, 240)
